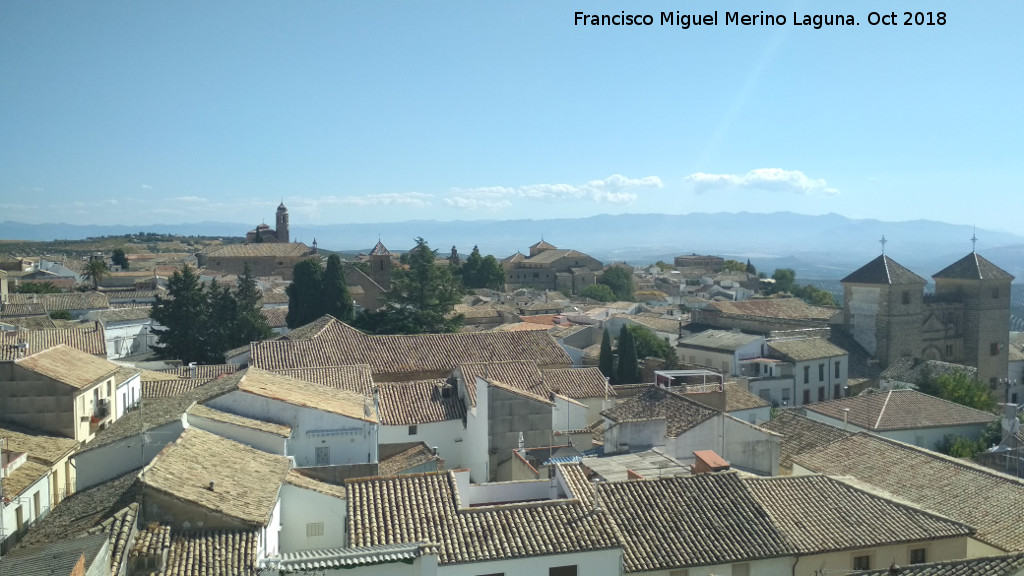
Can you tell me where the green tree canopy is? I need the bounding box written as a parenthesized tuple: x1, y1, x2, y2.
(323, 254, 355, 322)
(454, 246, 505, 290)
(81, 258, 110, 290)
(355, 238, 464, 334)
(581, 284, 616, 302)
(770, 268, 796, 294)
(598, 328, 614, 380)
(599, 265, 635, 301)
(627, 324, 677, 369)
(286, 258, 326, 329)
(112, 248, 129, 269)
(722, 259, 746, 273)
(616, 324, 639, 385)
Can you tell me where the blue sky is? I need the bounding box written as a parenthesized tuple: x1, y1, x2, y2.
(2, 1, 1021, 232)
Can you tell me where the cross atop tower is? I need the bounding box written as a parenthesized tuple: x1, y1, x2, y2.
(879, 235, 887, 255)
(971, 227, 978, 252)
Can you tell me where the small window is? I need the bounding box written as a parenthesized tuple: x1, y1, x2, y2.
(315, 446, 330, 466)
(902, 291, 910, 304)
(803, 366, 810, 384)
(834, 383, 841, 399)
(834, 361, 840, 378)
(992, 287, 1000, 299)
(802, 389, 811, 405)
(732, 563, 750, 576)
(669, 571, 689, 576)
(945, 344, 953, 357)
(549, 566, 577, 576)
(818, 363, 824, 381)
(853, 555, 871, 570)
(991, 342, 1000, 356)
(408, 425, 418, 435)
(910, 548, 926, 564)
(306, 522, 325, 537)
(818, 386, 825, 402)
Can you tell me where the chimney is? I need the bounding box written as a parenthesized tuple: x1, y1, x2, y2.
(207, 481, 215, 491)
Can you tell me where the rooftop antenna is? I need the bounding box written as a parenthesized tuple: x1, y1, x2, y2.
(971, 226, 978, 252)
(879, 235, 887, 255)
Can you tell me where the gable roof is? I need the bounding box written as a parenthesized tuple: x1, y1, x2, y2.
(369, 240, 391, 256)
(0, 326, 107, 360)
(0, 533, 109, 576)
(142, 427, 291, 526)
(678, 329, 762, 352)
(15, 344, 119, 389)
(842, 254, 928, 285)
(933, 252, 1014, 281)
(270, 364, 375, 395)
(792, 433, 1024, 551)
(767, 337, 848, 361)
(186, 403, 292, 437)
(759, 410, 852, 473)
(859, 553, 1024, 576)
(880, 357, 977, 385)
(345, 470, 621, 565)
(236, 367, 376, 423)
(704, 298, 837, 321)
(0, 423, 79, 465)
(249, 321, 571, 378)
(542, 367, 613, 399)
(803, 389, 997, 431)
(744, 475, 973, 554)
(457, 360, 546, 406)
(598, 472, 789, 571)
(375, 379, 466, 426)
(602, 386, 718, 437)
(203, 242, 313, 258)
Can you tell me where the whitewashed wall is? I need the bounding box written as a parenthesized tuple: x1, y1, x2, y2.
(278, 483, 348, 553)
(379, 420, 465, 469)
(185, 412, 289, 456)
(74, 419, 183, 491)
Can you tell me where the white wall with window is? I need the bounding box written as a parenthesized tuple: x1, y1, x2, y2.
(278, 482, 347, 553)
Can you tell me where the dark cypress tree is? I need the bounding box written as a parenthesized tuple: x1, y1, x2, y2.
(461, 246, 483, 288)
(616, 324, 639, 385)
(598, 328, 614, 381)
(323, 254, 355, 321)
(286, 258, 325, 328)
(150, 265, 213, 363)
(232, 263, 274, 346)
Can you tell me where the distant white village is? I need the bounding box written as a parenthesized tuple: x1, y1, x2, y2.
(1, 206, 1022, 576)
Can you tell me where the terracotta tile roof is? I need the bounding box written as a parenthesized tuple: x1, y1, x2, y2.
(20, 469, 141, 569)
(933, 251, 1014, 281)
(0, 303, 46, 317)
(0, 326, 107, 359)
(803, 389, 997, 431)
(101, 289, 162, 300)
(457, 360, 546, 406)
(601, 386, 718, 437)
(376, 379, 466, 425)
(129, 521, 171, 561)
(271, 365, 375, 395)
(0, 315, 57, 330)
(792, 432, 1024, 551)
(237, 367, 376, 423)
(88, 307, 152, 323)
(142, 377, 210, 398)
(612, 314, 682, 334)
(278, 314, 345, 341)
(160, 529, 261, 576)
(487, 377, 555, 406)
(345, 470, 621, 565)
(488, 321, 552, 332)
(203, 242, 314, 258)
(706, 298, 838, 320)
(860, 553, 1024, 576)
(767, 337, 848, 361)
(261, 306, 288, 327)
(187, 403, 292, 437)
(160, 363, 243, 379)
(142, 428, 291, 526)
(744, 475, 974, 554)
(250, 322, 571, 379)
(760, 410, 851, 473)
(258, 290, 289, 305)
(722, 381, 771, 411)
(1, 458, 49, 499)
(88, 372, 245, 449)
(842, 254, 928, 285)
(678, 329, 762, 351)
(284, 470, 347, 500)
(0, 423, 79, 465)
(542, 367, 612, 399)
(369, 240, 391, 256)
(880, 357, 977, 385)
(598, 473, 789, 571)
(15, 344, 119, 389)
(271, 543, 434, 572)
(4, 291, 110, 311)
(377, 443, 442, 476)
(0, 533, 109, 576)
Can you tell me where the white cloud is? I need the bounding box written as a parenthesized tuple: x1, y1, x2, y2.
(447, 174, 660, 210)
(685, 168, 839, 195)
(141, 184, 153, 190)
(290, 192, 434, 210)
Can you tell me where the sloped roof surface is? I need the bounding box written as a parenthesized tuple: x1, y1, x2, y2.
(803, 389, 996, 431)
(16, 344, 118, 389)
(601, 386, 718, 437)
(933, 251, 1014, 280)
(793, 433, 1024, 551)
(376, 379, 466, 425)
(767, 337, 848, 361)
(842, 254, 927, 285)
(203, 243, 312, 258)
(760, 410, 851, 473)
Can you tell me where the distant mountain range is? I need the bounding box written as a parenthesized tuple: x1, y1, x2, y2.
(3, 212, 1023, 281)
